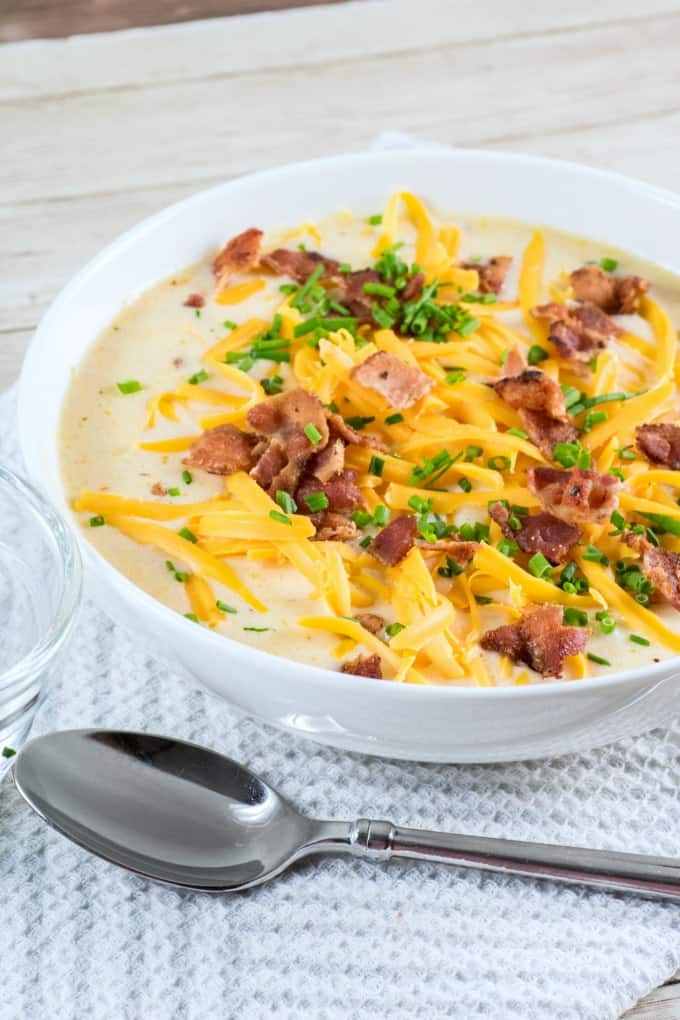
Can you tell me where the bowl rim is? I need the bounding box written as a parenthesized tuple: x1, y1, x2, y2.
(0, 465, 82, 692)
(18, 145, 680, 701)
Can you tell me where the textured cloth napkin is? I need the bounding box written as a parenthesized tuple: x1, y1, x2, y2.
(4, 135, 680, 1019)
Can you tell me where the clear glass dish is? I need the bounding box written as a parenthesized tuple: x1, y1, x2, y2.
(0, 465, 81, 775)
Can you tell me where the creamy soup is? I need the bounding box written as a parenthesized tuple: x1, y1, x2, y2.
(61, 195, 680, 685)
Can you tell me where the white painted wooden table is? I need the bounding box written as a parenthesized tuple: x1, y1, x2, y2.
(2, 2, 680, 1014)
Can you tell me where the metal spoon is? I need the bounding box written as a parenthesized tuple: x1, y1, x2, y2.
(12, 728, 680, 899)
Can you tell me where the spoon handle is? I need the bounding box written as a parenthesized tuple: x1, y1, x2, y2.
(342, 818, 680, 901)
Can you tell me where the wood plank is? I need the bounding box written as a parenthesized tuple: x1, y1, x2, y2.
(1, 0, 347, 43)
(2, 0, 679, 101)
(624, 981, 680, 1019)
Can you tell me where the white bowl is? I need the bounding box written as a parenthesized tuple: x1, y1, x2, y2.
(18, 149, 680, 762)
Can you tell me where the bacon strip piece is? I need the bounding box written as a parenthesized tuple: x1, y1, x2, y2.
(260, 248, 339, 283)
(369, 515, 417, 567)
(328, 413, 387, 452)
(356, 613, 385, 634)
(415, 539, 479, 564)
(247, 388, 329, 495)
(623, 531, 680, 609)
(527, 466, 620, 525)
(636, 423, 680, 469)
(184, 293, 205, 308)
(493, 368, 577, 457)
(351, 351, 433, 410)
(532, 301, 623, 362)
(570, 265, 649, 314)
(183, 424, 257, 475)
(489, 502, 579, 564)
(341, 653, 383, 678)
(460, 255, 512, 295)
(213, 228, 263, 283)
(333, 268, 381, 323)
(481, 605, 589, 677)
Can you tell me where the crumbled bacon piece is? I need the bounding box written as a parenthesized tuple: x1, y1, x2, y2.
(295, 469, 363, 522)
(637, 423, 680, 470)
(493, 368, 577, 457)
(504, 345, 527, 377)
(369, 515, 417, 567)
(172, 357, 184, 369)
(328, 413, 387, 451)
(341, 653, 383, 679)
(314, 513, 358, 543)
(213, 228, 263, 282)
(184, 293, 205, 308)
(461, 255, 512, 295)
(260, 248, 339, 283)
(532, 301, 622, 362)
(623, 531, 680, 610)
(356, 613, 385, 634)
(527, 466, 620, 525)
(247, 388, 329, 495)
(570, 265, 649, 314)
(351, 351, 433, 410)
(489, 502, 579, 564)
(494, 369, 566, 419)
(481, 605, 589, 677)
(308, 437, 345, 482)
(401, 272, 425, 302)
(150, 482, 167, 496)
(333, 268, 382, 323)
(416, 539, 479, 565)
(183, 424, 257, 476)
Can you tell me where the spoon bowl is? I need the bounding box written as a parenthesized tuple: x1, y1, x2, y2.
(13, 729, 334, 889)
(15, 728, 680, 901)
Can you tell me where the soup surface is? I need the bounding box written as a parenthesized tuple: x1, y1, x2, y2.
(61, 195, 680, 685)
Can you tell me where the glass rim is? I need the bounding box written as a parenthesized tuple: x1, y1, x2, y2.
(0, 465, 82, 691)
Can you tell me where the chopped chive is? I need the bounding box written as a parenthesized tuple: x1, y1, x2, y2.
(619, 446, 636, 461)
(582, 409, 607, 433)
(563, 608, 588, 627)
(344, 415, 375, 430)
(630, 633, 650, 646)
(367, 213, 383, 225)
(178, 526, 197, 543)
(304, 423, 322, 444)
(475, 595, 493, 605)
(458, 477, 472, 493)
(167, 487, 180, 497)
(269, 510, 292, 526)
(561, 385, 582, 410)
(595, 610, 616, 635)
(216, 600, 237, 614)
(188, 368, 209, 385)
(488, 455, 511, 472)
(464, 444, 483, 462)
(445, 369, 466, 385)
(499, 348, 509, 366)
(338, 262, 352, 274)
(351, 510, 373, 527)
(600, 257, 619, 272)
(640, 512, 680, 537)
(305, 491, 330, 513)
(2, 746, 16, 758)
(587, 652, 611, 666)
(527, 345, 549, 366)
(373, 505, 389, 527)
(174, 570, 189, 583)
(223, 319, 238, 329)
(166, 560, 176, 573)
(116, 380, 142, 395)
(385, 413, 404, 425)
(368, 455, 385, 477)
(385, 622, 405, 638)
(363, 282, 395, 298)
(89, 515, 105, 528)
(184, 613, 199, 623)
(275, 490, 297, 515)
(359, 535, 373, 549)
(498, 539, 519, 558)
(182, 469, 193, 485)
(507, 428, 529, 440)
(583, 545, 608, 564)
(528, 552, 552, 578)
(243, 626, 270, 632)
(507, 514, 522, 531)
